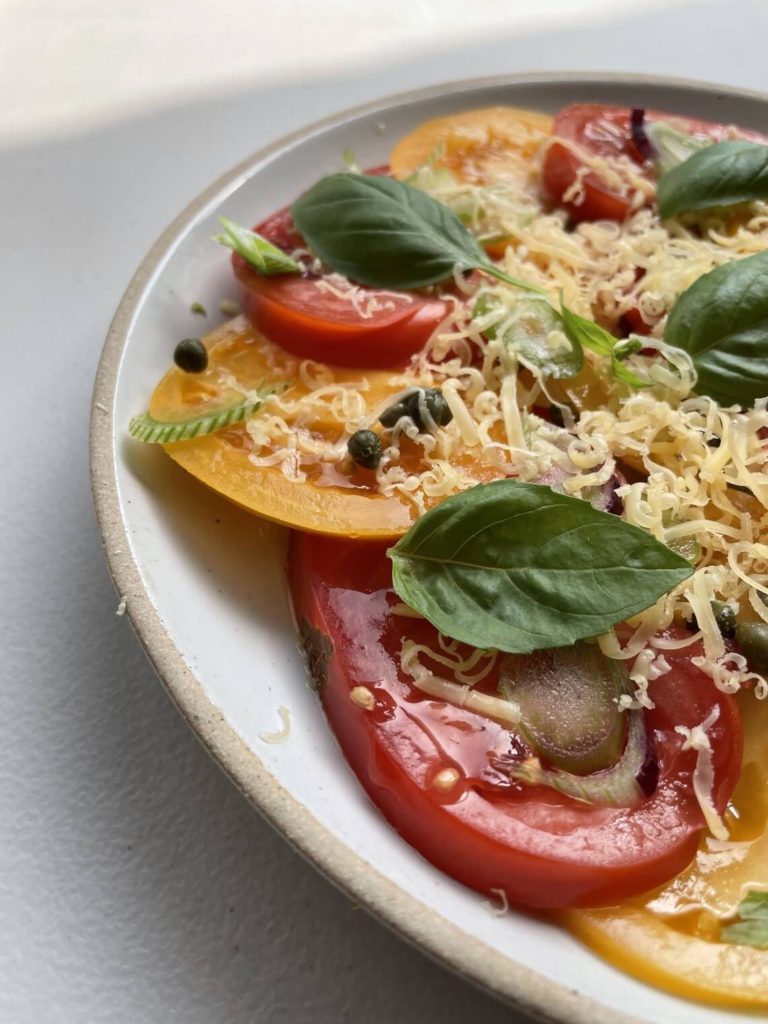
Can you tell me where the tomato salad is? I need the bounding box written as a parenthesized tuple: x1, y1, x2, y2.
(130, 102, 768, 1007)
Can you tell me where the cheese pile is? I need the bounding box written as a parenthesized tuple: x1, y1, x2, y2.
(235, 134, 768, 704)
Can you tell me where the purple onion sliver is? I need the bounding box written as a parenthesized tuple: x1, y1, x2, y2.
(630, 107, 655, 162)
(606, 468, 627, 516)
(637, 732, 660, 797)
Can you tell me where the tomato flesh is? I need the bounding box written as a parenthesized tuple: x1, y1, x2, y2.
(543, 103, 768, 222)
(288, 534, 742, 909)
(233, 205, 450, 369)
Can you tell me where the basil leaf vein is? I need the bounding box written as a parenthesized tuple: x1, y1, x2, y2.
(665, 249, 768, 405)
(213, 217, 301, 275)
(388, 480, 693, 654)
(658, 140, 768, 219)
(291, 173, 542, 292)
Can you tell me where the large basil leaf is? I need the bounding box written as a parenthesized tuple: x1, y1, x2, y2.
(658, 141, 768, 219)
(474, 295, 583, 379)
(721, 891, 768, 949)
(291, 173, 538, 291)
(388, 480, 693, 654)
(665, 250, 768, 405)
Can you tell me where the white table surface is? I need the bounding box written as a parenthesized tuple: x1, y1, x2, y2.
(4, 1, 768, 1021)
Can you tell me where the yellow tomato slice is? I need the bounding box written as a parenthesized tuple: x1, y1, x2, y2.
(566, 907, 768, 1007)
(390, 106, 553, 186)
(564, 693, 768, 1007)
(148, 318, 410, 538)
(147, 317, 501, 538)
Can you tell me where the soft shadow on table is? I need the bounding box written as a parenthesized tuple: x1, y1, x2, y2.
(7, 2, 756, 1021)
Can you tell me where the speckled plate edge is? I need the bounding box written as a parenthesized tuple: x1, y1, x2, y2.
(90, 71, 768, 1024)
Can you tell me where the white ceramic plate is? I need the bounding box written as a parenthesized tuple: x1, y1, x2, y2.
(91, 74, 768, 1024)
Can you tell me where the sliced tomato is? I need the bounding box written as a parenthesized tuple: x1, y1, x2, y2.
(543, 103, 768, 222)
(233, 205, 451, 369)
(289, 534, 742, 909)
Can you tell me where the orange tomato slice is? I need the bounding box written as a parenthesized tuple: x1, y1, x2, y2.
(390, 106, 553, 186)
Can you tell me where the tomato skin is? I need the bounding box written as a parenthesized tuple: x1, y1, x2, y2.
(233, 203, 450, 369)
(543, 103, 768, 222)
(289, 533, 742, 909)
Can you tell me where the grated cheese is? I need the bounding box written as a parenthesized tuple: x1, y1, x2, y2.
(225, 127, 768, 703)
(259, 706, 292, 744)
(675, 706, 729, 841)
(483, 887, 510, 917)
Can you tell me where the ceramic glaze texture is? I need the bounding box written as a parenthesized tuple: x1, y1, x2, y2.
(91, 75, 768, 1024)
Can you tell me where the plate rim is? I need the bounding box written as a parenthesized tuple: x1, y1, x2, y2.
(90, 70, 768, 1024)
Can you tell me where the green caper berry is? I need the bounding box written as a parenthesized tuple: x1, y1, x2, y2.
(174, 337, 208, 373)
(736, 622, 768, 674)
(711, 601, 736, 639)
(347, 429, 382, 470)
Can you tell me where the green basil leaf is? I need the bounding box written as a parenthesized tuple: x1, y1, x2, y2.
(474, 295, 583, 379)
(658, 141, 768, 219)
(291, 173, 541, 292)
(665, 250, 768, 405)
(388, 480, 693, 654)
(610, 352, 652, 389)
(562, 305, 651, 387)
(721, 891, 768, 949)
(561, 305, 615, 356)
(645, 121, 711, 176)
(213, 217, 301, 275)
(613, 337, 643, 361)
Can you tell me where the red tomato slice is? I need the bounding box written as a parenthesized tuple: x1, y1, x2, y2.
(543, 103, 768, 223)
(233, 204, 451, 369)
(289, 533, 743, 909)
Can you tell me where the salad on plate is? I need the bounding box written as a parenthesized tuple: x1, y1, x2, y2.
(129, 100, 768, 1008)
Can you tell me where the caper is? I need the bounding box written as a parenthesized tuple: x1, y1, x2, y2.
(711, 601, 736, 639)
(174, 337, 208, 373)
(686, 600, 736, 638)
(409, 388, 453, 429)
(347, 429, 382, 470)
(378, 399, 412, 428)
(736, 622, 768, 674)
(379, 388, 453, 432)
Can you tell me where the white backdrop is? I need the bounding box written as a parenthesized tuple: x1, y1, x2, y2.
(3, 1, 767, 1021)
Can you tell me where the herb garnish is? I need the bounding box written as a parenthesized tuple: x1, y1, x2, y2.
(722, 891, 768, 949)
(213, 216, 301, 275)
(474, 295, 583, 380)
(645, 121, 711, 176)
(388, 480, 693, 654)
(129, 384, 278, 444)
(560, 306, 651, 388)
(665, 249, 768, 405)
(473, 295, 648, 386)
(291, 173, 543, 292)
(658, 140, 768, 218)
